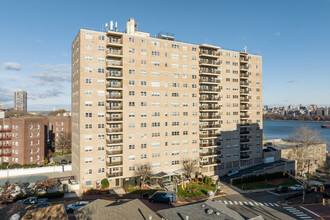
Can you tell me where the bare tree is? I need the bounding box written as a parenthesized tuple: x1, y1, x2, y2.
(320, 160, 330, 182)
(182, 158, 198, 181)
(0, 181, 19, 204)
(287, 126, 324, 175)
(55, 132, 71, 153)
(134, 163, 152, 186)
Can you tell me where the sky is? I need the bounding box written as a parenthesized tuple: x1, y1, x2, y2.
(0, 0, 330, 111)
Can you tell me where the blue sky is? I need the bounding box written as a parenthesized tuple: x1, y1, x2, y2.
(0, 0, 329, 111)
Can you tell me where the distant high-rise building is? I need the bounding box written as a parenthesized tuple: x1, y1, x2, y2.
(14, 89, 27, 112)
(71, 18, 263, 190)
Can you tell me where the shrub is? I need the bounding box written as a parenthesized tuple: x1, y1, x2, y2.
(101, 178, 109, 189)
(38, 191, 65, 199)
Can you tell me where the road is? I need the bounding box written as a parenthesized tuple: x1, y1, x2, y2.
(214, 190, 318, 220)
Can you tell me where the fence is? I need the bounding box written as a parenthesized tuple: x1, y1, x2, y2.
(0, 165, 72, 178)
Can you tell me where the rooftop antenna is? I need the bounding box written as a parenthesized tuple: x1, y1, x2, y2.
(135, 22, 139, 30)
(244, 45, 247, 53)
(115, 22, 118, 32)
(110, 21, 113, 31)
(105, 23, 108, 31)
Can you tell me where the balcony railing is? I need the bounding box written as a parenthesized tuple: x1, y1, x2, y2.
(107, 172, 123, 178)
(200, 50, 216, 56)
(107, 38, 122, 44)
(107, 72, 122, 78)
(107, 49, 122, 56)
(240, 74, 249, 78)
(200, 133, 220, 138)
(240, 98, 249, 102)
(107, 61, 122, 67)
(106, 161, 123, 166)
(240, 147, 250, 151)
(106, 106, 123, 111)
(106, 139, 123, 145)
(0, 152, 12, 157)
(0, 144, 11, 148)
(240, 82, 249, 86)
(107, 84, 122, 88)
(240, 115, 249, 119)
(200, 124, 221, 129)
(200, 152, 217, 157)
(199, 88, 221, 92)
(106, 95, 122, 99)
(240, 58, 249, 62)
(199, 97, 221, 101)
(199, 70, 217, 74)
(240, 155, 250, 159)
(106, 117, 123, 121)
(199, 79, 221, 83)
(0, 128, 11, 132)
(240, 139, 250, 143)
(0, 137, 11, 140)
(199, 115, 221, 119)
(240, 130, 249, 135)
(240, 66, 249, 70)
(106, 150, 123, 155)
(106, 128, 123, 133)
(199, 106, 221, 110)
(199, 142, 217, 147)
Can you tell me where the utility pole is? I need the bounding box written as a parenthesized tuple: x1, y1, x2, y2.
(307, 159, 310, 187)
(303, 177, 306, 204)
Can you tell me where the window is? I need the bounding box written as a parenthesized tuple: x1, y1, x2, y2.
(141, 154, 147, 159)
(98, 46, 105, 51)
(141, 49, 147, 55)
(85, 44, 92, 50)
(141, 81, 147, 86)
(85, 56, 93, 61)
(172, 160, 180, 165)
(152, 61, 160, 66)
(85, 101, 92, 106)
(129, 155, 135, 161)
(98, 35, 104, 40)
(85, 113, 92, 118)
(129, 47, 135, 53)
(129, 37, 135, 43)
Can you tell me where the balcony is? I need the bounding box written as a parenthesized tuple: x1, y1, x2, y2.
(106, 95, 122, 100)
(107, 172, 123, 178)
(106, 128, 123, 133)
(199, 88, 221, 93)
(106, 49, 122, 57)
(199, 142, 217, 148)
(200, 159, 221, 167)
(106, 38, 122, 46)
(106, 139, 123, 145)
(106, 150, 123, 155)
(200, 133, 220, 138)
(240, 73, 249, 79)
(199, 70, 218, 75)
(106, 161, 123, 166)
(199, 60, 221, 66)
(199, 115, 221, 120)
(106, 106, 123, 111)
(107, 72, 123, 78)
(240, 130, 249, 135)
(240, 98, 249, 103)
(240, 146, 250, 151)
(0, 128, 11, 132)
(240, 155, 250, 159)
(199, 106, 221, 111)
(240, 138, 251, 143)
(240, 89, 249, 95)
(106, 117, 123, 122)
(199, 79, 221, 84)
(106, 84, 122, 90)
(0, 152, 11, 157)
(240, 66, 249, 71)
(199, 124, 221, 129)
(199, 97, 221, 102)
(240, 106, 249, 111)
(200, 152, 217, 157)
(107, 61, 122, 68)
(240, 82, 249, 87)
(240, 114, 249, 119)
(0, 144, 11, 148)
(240, 58, 249, 63)
(0, 136, 11, 140)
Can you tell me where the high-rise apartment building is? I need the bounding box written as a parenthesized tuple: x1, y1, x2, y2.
(72, 18, 263, 190)
(14, 89, 27, 112)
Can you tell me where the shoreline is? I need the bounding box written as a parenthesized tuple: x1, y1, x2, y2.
(263, 119, 330, 124)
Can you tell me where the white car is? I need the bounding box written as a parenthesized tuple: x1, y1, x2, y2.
(289, 185, 304, 191)
(66, 201, 89, 212)
(226, 170, 239, 177)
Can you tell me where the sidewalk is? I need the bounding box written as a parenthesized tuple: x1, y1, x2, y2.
(219, 181, 274, 194)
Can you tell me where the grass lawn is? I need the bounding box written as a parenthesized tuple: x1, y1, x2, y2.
(236, 178, 299, 190)
(53, 152, 71, 156)
(178, 184, 216, 198)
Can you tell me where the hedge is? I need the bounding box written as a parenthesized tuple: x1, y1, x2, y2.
(38, 191, 65, 199)
(232, 172, 288, 185)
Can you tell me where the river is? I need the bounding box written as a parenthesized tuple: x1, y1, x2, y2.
(263, 120, 330, 151)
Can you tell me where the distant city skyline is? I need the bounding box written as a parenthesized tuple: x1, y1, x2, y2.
(1, 0, 330, 110)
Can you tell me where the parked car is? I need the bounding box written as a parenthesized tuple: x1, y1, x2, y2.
(66, 201, 89, 212)
(226, 170, 239, 177)
(61, 160, 68, 165)
(35, 201, 51, 208)
(17, 197, 47, 205)
(289, 185, 304, 191)
(149, 191, 177, 204)
(275, 186, 289, 193)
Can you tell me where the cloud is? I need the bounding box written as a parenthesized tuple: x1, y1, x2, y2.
(29, 89, 64, 100)
(275, 32, 281, 36)
(0, 87, 13, 102)
(30, 63, 70, 84)
(3, 62, 22, 71)
(287, 80, 298, 84)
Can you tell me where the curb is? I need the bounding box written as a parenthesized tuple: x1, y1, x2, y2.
(176, 194, 227, 204)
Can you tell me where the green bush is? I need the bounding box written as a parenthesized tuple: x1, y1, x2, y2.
(101, 178, 109, 189)
(232, 171, 289, 185)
